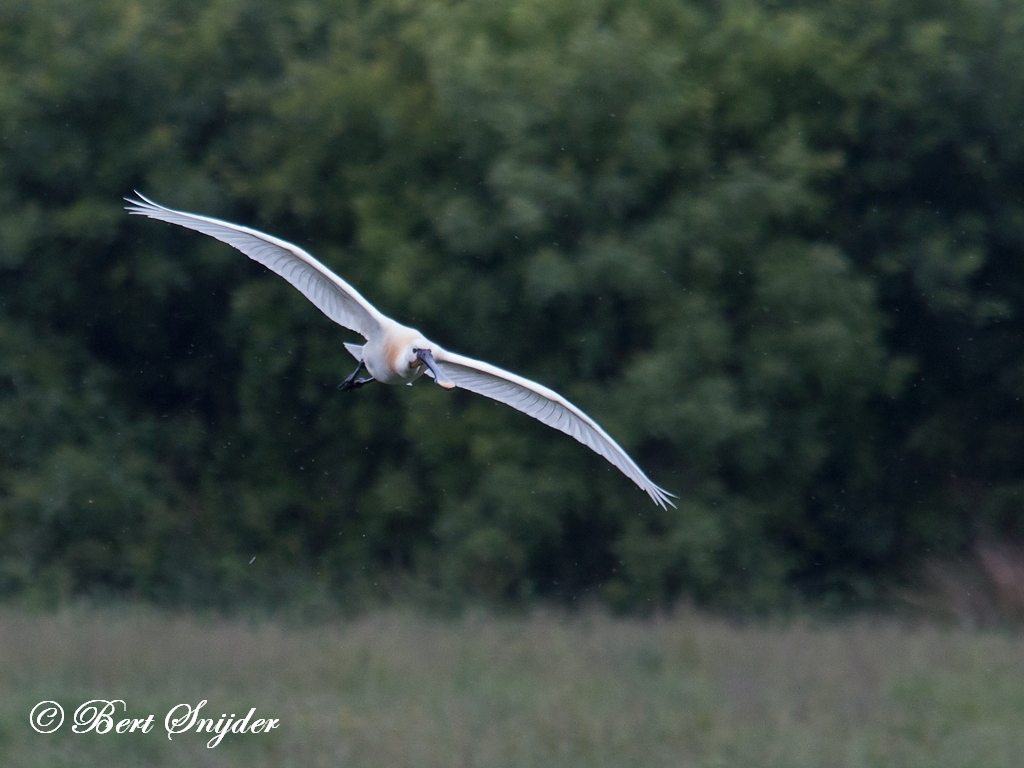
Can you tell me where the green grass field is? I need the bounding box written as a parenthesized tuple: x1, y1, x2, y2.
(1, 606, 1022, 767)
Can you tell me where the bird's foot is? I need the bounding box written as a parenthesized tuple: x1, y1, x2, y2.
(338, 360, 374, 391)
(338, 376, 375, 391)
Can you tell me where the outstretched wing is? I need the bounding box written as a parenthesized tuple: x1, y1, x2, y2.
(125, 193, 384, 340)
(435, 350, 676, 508)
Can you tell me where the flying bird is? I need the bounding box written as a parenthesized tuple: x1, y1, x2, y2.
(125, 193, 676, 508)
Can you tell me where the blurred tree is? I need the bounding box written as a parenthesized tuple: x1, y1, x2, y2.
(0, 0, 1020, 611)
(804, 0, 1024, 557)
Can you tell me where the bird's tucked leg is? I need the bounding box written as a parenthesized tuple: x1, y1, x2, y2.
(414, 348, 455, 390)
(338, 360, 375, 391)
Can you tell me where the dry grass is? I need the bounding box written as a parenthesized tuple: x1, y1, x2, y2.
(909, 542, 1024, 626)
(2, 605, 1024, 767)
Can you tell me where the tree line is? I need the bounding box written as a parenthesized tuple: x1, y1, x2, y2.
(1, 0, 1022, 611)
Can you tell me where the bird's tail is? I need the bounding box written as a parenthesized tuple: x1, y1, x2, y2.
(343, 342, 364, 361)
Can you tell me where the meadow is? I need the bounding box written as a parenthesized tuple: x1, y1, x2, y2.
(1, 606, 1022, 767)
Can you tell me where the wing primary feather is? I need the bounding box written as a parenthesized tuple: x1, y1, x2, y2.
(436, 352, 676, 508)
(125, 193, 383, 340)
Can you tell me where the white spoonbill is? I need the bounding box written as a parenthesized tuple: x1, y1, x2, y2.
(125, 193, 676, 508)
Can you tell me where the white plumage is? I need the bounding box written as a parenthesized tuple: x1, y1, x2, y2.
(125, 193, 676, 508)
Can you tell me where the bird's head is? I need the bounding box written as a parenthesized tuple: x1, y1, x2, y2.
(407, 342, 455, 389)
(383, 332, 454, 388)
(387, 334, 427, 372)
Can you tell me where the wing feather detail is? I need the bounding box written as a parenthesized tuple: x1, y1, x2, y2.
(125, 193, 383, 340)
(435, 351, 676, 508)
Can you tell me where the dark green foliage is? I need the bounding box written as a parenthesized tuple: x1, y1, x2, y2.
(0, 0, 1019, 610)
